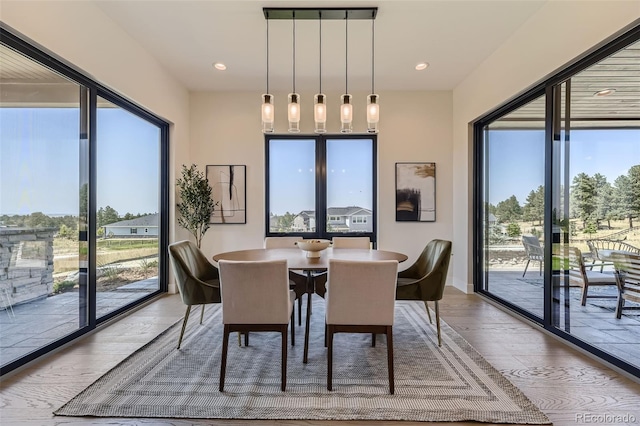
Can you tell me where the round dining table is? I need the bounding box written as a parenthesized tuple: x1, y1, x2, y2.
(213, 247, 408, 363)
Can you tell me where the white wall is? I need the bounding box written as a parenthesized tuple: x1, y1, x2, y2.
(452, 2, 640, 292)
(1, 0, 192, 291)
(190, 89, 454, 270)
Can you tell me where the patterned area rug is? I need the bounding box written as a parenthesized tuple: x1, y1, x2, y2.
(55, 298, 550, 423)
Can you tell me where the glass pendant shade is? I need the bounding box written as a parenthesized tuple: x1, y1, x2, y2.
(366, 93, 379, 133)
(314, 93, 327, 133)
(340, 94, 352, 133)
(261, 94, 274, 133)
(288, 93, 300, 133)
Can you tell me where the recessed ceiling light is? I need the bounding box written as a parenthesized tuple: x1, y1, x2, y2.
(593, 88, 616, 97)
(213, 63, 227, 71)
(415, 62, 429, 71)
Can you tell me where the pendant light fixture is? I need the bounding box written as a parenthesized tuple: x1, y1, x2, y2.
(261, 17, 274, 133)
(263, 7, 377, 133)
(340, 11, 353, 133)
(367, 17, 379, 133)
(288, 13, 300, 133)
(314, 12, 326, 134)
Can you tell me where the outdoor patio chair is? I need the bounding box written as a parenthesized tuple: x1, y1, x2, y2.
(586, 239, 640, 272)
(325, 258, 399, 394)
(168, 240, 221, 349)
(522, 235, 544, 277)
(608, 251, 640, 319)
(568, 246, 617, 306)
(218, 259, 295, 392)
(395, 239, 452, 346)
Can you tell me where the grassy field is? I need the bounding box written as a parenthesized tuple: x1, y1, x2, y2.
(54, 238, 158, 273)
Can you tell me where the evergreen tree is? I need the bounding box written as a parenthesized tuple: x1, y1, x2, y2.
(494, 195, 522, 223)
(570, 173, 596, 229)
(523, 186, 544, 225)
(592, 173, 614, 229)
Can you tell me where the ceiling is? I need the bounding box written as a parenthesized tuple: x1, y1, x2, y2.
(90, 0, 548, 93)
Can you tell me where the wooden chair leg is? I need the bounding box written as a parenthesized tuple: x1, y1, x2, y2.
(386, 325, 394, 395)
(581, 284, 589, 306)
(522, 259, 530, 277)
(424, 301, 432, 324)
(291, 310, 295, 346)
(200, 304, 205, 324)
(177, 305, 191, 349)
(327, 325, 334, 391)
(372, 333, 376, 347)
(281, 327, 288, 391)
(298, 297, 302, 326)
(219, 324, 230, 391)
(244, 332, 249, 346)
(324, 323, 328, 347)
(435, 300, 442, 347)
(616, 296, 625, 319)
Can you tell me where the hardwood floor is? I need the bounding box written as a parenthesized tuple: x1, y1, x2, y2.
(1, 287, 639, 426)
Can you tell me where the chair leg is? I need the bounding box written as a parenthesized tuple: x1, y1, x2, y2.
(435, 300, 442, 347)
(386, 325, 394, 395)
(291, 310, 295, 347)
(324, 323, 327, 348)
(538, 260, 542, 276)
(200, 304, 205, 324)
(581, 284, 589, 306)
(372, 333, 376, 347)
(244, 332, 249, 346)
(298, 297, 302, 326)
(177, 305, 191, 349)
(616, 296, 624, 319)
(424, 301, 433, 324)
(327, 325, 334, 391)
(522, 259, 530, 277)
(281, 327, 288, 391)
(219, 324, 230, 392)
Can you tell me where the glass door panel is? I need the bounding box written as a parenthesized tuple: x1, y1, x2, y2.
(96, 96, 161, 317)
(480, 95, 546, 318)
(551, 42, 640, 369)
(0, 44, 88, 367)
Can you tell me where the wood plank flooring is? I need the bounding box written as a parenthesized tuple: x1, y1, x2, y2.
(1, 287, 639, 426)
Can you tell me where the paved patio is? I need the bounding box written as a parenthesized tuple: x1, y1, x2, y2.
(0, 279, 157, 366)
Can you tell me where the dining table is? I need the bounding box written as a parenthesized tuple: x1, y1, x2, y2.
(212, 247, 408, 363)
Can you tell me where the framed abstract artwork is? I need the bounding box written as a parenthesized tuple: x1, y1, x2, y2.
(206, 165, 246, 224)
(395, 162, 436, 222)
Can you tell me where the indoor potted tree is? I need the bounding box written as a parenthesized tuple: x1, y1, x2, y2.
(176, 164, 217, 249)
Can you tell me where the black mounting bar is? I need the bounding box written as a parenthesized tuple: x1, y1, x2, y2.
(263, 7, 377, 20)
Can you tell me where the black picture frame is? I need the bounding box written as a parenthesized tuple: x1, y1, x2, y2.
(395, 162, 436, 222)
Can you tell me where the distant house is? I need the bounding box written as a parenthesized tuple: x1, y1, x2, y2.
(292, 210, 316, 232)
(293, 207, 372, 232)
(103, 213, 158, 238)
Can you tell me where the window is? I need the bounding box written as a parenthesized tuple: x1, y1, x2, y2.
(266, 135, 377, 243)
(0, 27, 169, 376)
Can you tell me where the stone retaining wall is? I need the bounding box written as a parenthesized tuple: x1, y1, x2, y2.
(0, 227, 55, 309)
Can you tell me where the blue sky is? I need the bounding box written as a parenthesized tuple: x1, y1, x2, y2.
(1, 108, 160, 216)
(268, 138, 374, 216)
(486, 129, 640, 205)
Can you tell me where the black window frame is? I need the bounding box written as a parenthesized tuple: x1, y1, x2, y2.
(0, 24, 170, 376)
(265, 134, 377, 245)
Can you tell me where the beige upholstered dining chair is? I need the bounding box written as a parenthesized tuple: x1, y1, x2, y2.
(325, 259, 399, 394)
(168, 240, 221, 349)
(331, 236, 371, 249)
(568, 246, 617, 306)
(218, 259, 295, 392)
(264, 236, 306, 324)
(522, 235, 544, 277)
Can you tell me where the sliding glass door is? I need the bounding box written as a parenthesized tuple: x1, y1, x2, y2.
(0, 28, 168, 375)
(475, 27, 640, 377)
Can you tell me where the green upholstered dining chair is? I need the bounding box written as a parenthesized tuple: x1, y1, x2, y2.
(168, 240, 221, 349)
(395, 239, 452, 347)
